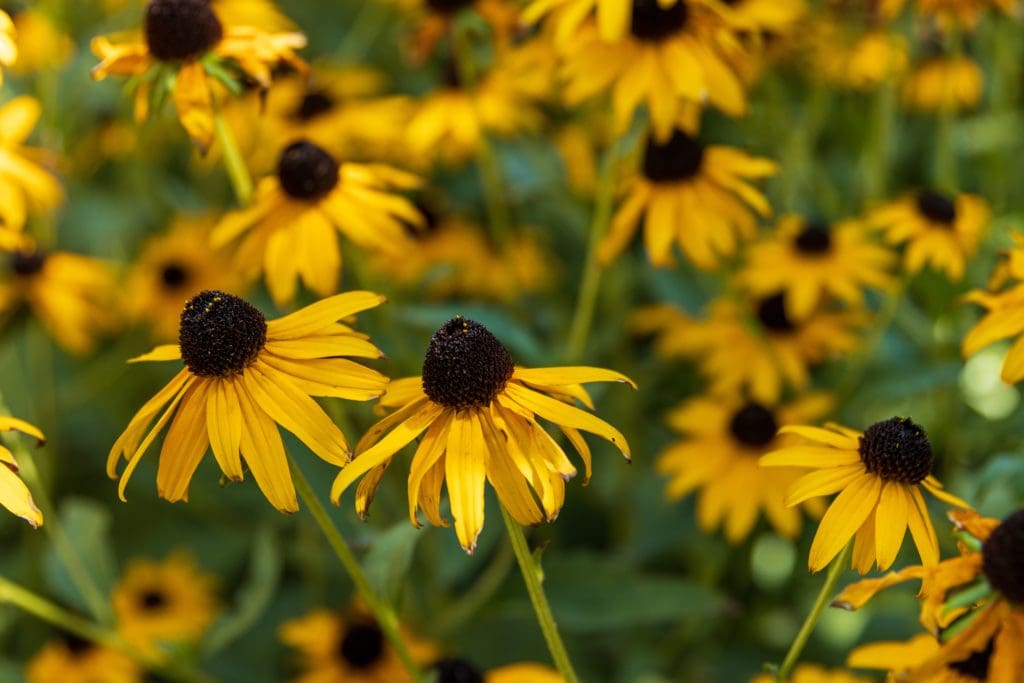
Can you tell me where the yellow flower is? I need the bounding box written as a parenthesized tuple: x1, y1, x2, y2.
(125, 214, 244, 341)
(600, 128, 776, 268)
(0, 96, 63, 231)
(406, 0, 520, 64)
(962, 235, 1024, 383)
(557, 1, 747, 140)
(25, 636, 140, 683)
(737, 216, 895, 321)
(211, 140, 422, 306)
(522, 0, 680, 44)
(0, 10, 15, 84)
(803, 19, 907, 91)
(903, 55, 984, 113)
(331, 316, 635, 553)
(750, 663, 870, 683)
(848, 633, 992, 682)
(280, 606, 436, 683)
(0, 415, 44, 527)
(657, 392, 831, 543)
(9, 8, 75, 73)
(761, 418, 970, 573)
(881, 0, 1017, 31)
(723, 0, 807, 35)
(0, 246, 118, 355)
(113, 552, 219, 652)
(432, 658, 565, 683)
(108, 290, 390, 512)
(91, 0, 307, 151)
(867, 190, 990, 281)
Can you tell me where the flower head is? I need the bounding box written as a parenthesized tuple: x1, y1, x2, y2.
(903, 54, 985, 113)
(0, 96, 63, 231)
(26, 634, 140, 683)
(430, 657, 564, 683)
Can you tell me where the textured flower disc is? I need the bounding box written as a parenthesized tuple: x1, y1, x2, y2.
(916, 190, 957, 225)
(159, 262, 189, 290)
(292, 90, 335, 122)
(433, 658, 485, 683)
(982, 508, 1024, 603)
(857, 417, 933, 484)
(277, 140, 341, 201)
(630, 0, 689, 41)
(338, 622, 385, 669)
(756, 293, 795, 332)
(947, 638, 993, 681)
(145, 0, 223, 62)
(729, 403, 779, 448)
(794, 220, 832, 255)
(9, 249, 46, 277)
(421, 317, 514, 409)
(179, 290, 267, 377)
(642, 129, 705, 183)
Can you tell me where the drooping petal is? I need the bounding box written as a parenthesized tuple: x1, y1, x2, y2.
(207, 378, 243, 481)
(445, 410, 487, 553)
(808, 473, 882, 572)
(156, 382, 210, 503)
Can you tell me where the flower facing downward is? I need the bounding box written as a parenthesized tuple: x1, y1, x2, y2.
(108, 289, 389, 512)
(331, 316, 635, 553)
(761, 417, 970, 573)
(0, 416, 45, 527)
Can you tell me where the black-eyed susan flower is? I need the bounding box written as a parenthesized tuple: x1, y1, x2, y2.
(903, 54, 984, 114)
(657, 392, 830, 543)
(109, 0, 296, 30)
(523, 0, 681, 47)
(600, 128, 776, 269)
(0, 10, 14, 83)
(25, 635, 140, 683)
(211, 140, 422, 305)
(91, 0, 307, 151)
(431, 658, 565, 683)
(558, 1, 747, 140)
(8, 8, 75, 74)
(962, 236, 1024, 384)
(280, 606, 436, 683)
(802, 19, 907, 91)
(0, 96, 63, 231)
(750, 663, 870, 683)
(848, 633, 996, 682)
(881, 0, 1017, 31)
(113, 553, 219, 653)
(108, 289, 390, 512)
(867, 190, 990, 281)
(0, 415, 44, 527)
(761, 417, 970, 573)
(737, 216, 895, 321)
(331, 316, 634, 553)
(721, 0, 806, 35)
(125, 215, 243, 341)
(405, 0, 520, 64)
(0, 246, 118, 355)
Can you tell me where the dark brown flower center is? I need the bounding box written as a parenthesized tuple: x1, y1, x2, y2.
(277, 140, 340, 201)
(179, 290, 267, 377)
(144, 0, 223, 62)
(857, 417, 933, 484)
(293, 90, 336, 122)
(434, 658, 485, 683)
(982, 509, 1024, 603)
(338, 622, 385, 669)
(947, 638, 993, 681)
(421, 317, 514, 409)
(642, 129, 705, 183)
(160, 262, 189, 290)
(756, 293, 795, 333)
(62, 633, 94, 657)
(630, 0, 689, 41)
(139, 588, 168, 610)
(729, 403, 778, 448)
(916, 190, 957, 226)
(426, 0, 475, 14)
(9, 249, 46, 277)
(794, 220, 832, 255)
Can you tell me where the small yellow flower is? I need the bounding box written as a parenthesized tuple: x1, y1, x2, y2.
(9, 8, 75, 74)
(962, 234, 1024, 384)
(881, 0, 1018, 31)
(0, 415, 44, 527)
(523, 0, 680, 45)
(903, 54, 984, 113)
(802, 19, 907, 91)
(26, 636, 140, 683)
(0, 96, 63, 231)
(0, 10, 16, 84)
(750, 663, 870, 683)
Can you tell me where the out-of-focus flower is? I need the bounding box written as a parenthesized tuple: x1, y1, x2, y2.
(903, 54, 984, 113)
(722, 0, 807, 35)
(105, 0, 296, 30)
(963, 233, 1024, 384)
(802, 19, 907, 91)
(431, 658, 565, 683)
(25, 635, 140, 683)
(406, 0, 520, 63)
(523, 0, 680, 44)
(108, 290, 389, 512)
(881, 0, 1018, 31)
(0, 96, 63, 231)
(9, 8, 74, 73)
(0, 415, 44, 527)
(0, 10, 15, 85)
(332, 317, 634, 553)
(750, 663, 870, 683)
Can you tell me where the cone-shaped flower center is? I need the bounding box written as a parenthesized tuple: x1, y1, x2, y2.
(160, 262, 189, 290)
(982, 509, 1024, 603)
(139, 588, 168, 610)
(729, 403, 778, 447)
(179, 290, 267, 377)
(857, 417, 933, 484)
(145, 0, 223, 62)
(947, 638, 993, 681)
(421, 317, 514, 409)
(642, 129, 705, 183)
(756, 293, 795, 333)
(426, 0, 475, 14)
(630, 0, 689, 41)
(916, 190, 957, 226)
(9, 249, 46, 277)
(338, 622, 385, 669)
(794, 220, 832, 255)
(293, 90, 336, 122)
(277, 140, 341, 201)
(434, 658, 485, 683)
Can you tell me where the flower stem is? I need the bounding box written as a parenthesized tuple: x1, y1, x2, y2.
(500, 506, 580, 683)
(213, 106, 253, 206)
(774, 543, 853, 682)
(288, 458, 423, 682)
(934, 29, 963, 193)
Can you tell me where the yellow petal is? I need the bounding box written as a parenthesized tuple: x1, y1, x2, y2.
(512, 366, 637, 389)
(874, 482, 909, 570)
(156, 382, 210, 503)
(207, 378, 243, 481)
(446, 410, 487, 553)
(268, 291, 387, 339)
(808, 473, 882, 572)
(128, 344, 182, 363)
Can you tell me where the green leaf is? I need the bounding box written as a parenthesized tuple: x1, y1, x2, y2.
(363, 522, 423, 605)
(43, 497, 117, 613)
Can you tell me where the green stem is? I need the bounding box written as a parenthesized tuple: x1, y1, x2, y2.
(288, 459, 423, 682)
(213, 106, 253, 206)
(774, 543, 853, 682)
(863, 78, 897, 203)
(500, 506, 580, 683)
(934, 30, 963, 192)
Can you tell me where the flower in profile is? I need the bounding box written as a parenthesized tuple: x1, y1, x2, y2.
(0, 245, 118, 355)
(0, 415, 44, 527)
(737, 216, 895, 321)
(750, 663, 870, 683)
(0, 96, 63, 231)
(867, 190, 990, 281)
(657, 392, 831, 543)
(113, 553, 218, 653)
(600, 128, 776, 268)
(801, 19, 907, 92)
(903, 53, 984, 114)
(761, 417, 970, 573)
(0, 10, 15, 84)
(108, 289, 390, 512)
(91, 0, 307, 151)
(848, 633, 996, 682)
(25, 634, 140, 683)
(331, 316, 634, 553)
(280, 606, 436, 683)
(211, 140, 422, 305)
(431, 657, 564, 683)
(962, 234, 1024, 384)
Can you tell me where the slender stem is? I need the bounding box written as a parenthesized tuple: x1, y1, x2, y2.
(862, 78, 897, 203)
(934, 29, 963, 193)
(213, 106, 253, 206)
(500, 506, 580, 683)
(774, 543, 853, 682)
(288, 459, 423, 682)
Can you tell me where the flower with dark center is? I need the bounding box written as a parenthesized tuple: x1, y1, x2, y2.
(138, 588, 168, 610)
(61, 633, 94, 657)
(947, 638, 994, 681)
(642, 129, 705, 183)
(277, 140, 340, 201)
(178, 290, 267, 377)
(916, 190, 957, 225)
(857, 417, 933, 485)
(144, 0, 223, 62)
(794, 220, 832, 255)
(630, 0, 689, 42)
(421, 317, 514, 409)
(292, 90, 336, 122)
(160, 262, 189, 290)
(756, 293, 795, 333)
(9, 249, 46, 277)
(982, 509, 1024, 603)
(433, 658, 485, 683)
(729, 403, 778, 448)
(426, 0, 475, 15)
(338, 622, 385, 669)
